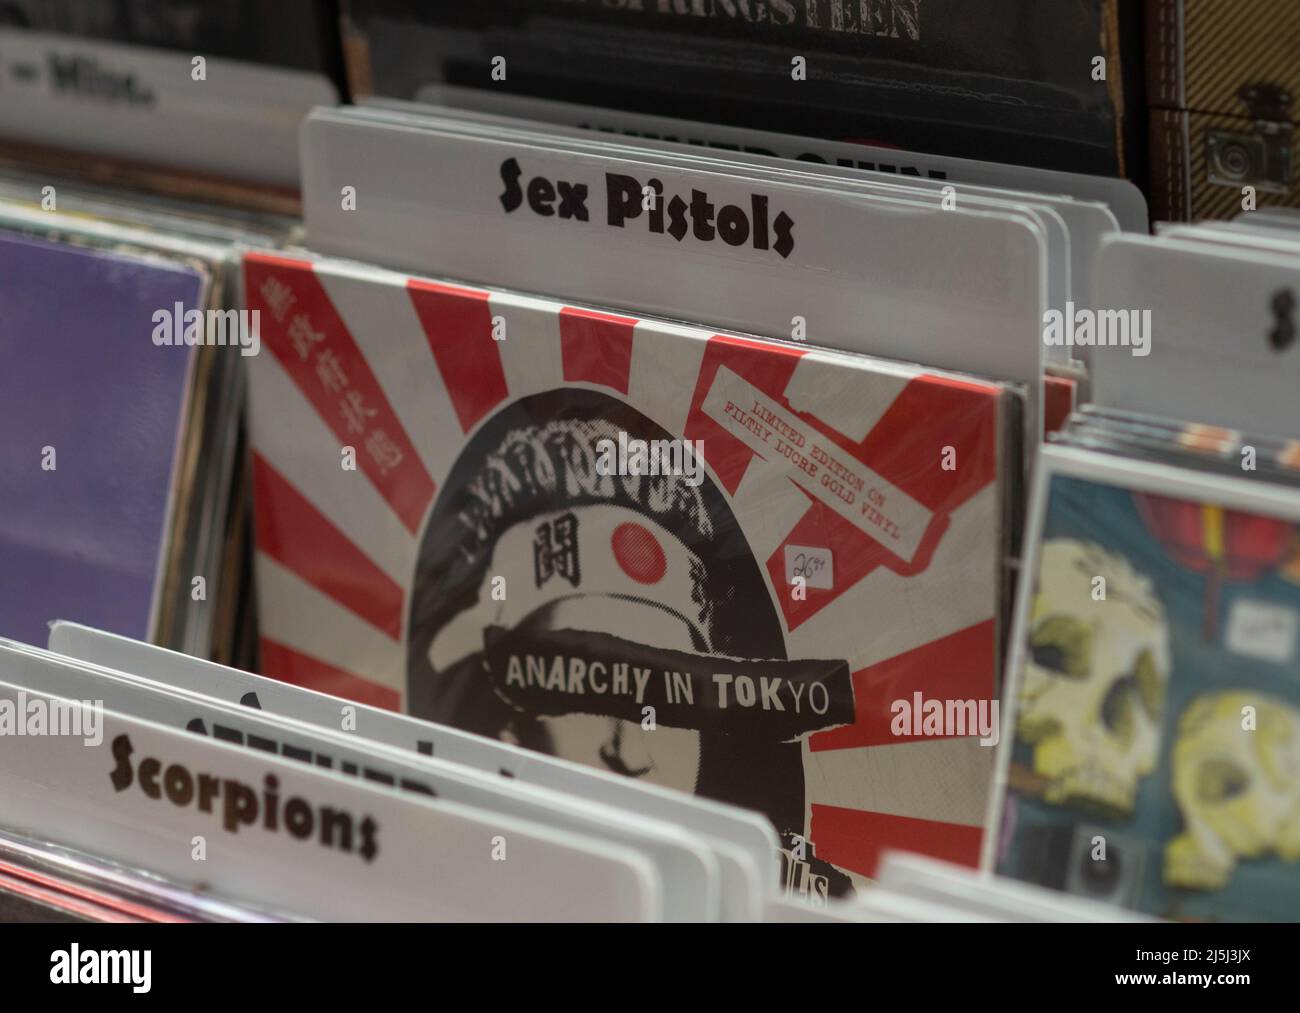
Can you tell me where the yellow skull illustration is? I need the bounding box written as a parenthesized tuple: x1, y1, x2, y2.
(1165, 692, 1300, 891)
(1017, 539, 1170, 816)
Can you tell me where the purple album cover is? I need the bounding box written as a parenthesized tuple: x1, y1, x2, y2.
(0, 230, 205, 647)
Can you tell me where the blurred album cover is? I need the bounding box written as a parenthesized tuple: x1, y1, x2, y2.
(343, 0, 1144, 180)
(242, 250, 1019, 896)
(996, 460, 1300, 921)
(0, 177, 293, 666)
(0, 229, 207, 649)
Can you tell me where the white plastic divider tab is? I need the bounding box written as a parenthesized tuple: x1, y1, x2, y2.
(2, 639, 720, 922)
(356, 98, 1090, 370)
(1090, 234, 1300, 440)
(877, 851, 1156, 923)
(1236, 209, 1300, 233)
(2, 644, 722, 920)
(408, 84, 1150, 233)
(0, 28, 335, 187)
(300, 106, 1048, 443)
(48, 621, 778, 917)
(0, 666, 661, 922)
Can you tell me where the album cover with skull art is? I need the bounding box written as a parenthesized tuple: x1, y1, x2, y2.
(241, 250, 1016, 897)
(994, 450, 1300, 920)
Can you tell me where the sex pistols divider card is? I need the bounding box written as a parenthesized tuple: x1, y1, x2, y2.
(241, 250, 1014, 897)
(991, 447, 1300, 921)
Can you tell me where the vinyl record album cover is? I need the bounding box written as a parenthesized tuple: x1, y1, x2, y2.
(0, 189, 289, 665)
(0, 230, 206, 648)
(242, 251, 1012, 895)
(344, 0, 1143, 179)
(994, 456, 1300, 920)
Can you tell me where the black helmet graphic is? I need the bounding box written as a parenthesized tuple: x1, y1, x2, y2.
(407, 387, 852, 861)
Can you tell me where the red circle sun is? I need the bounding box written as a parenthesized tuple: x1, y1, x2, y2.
(611, 523, 667, 584)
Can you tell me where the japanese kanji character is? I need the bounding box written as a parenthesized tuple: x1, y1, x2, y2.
(365, 428, 404, 475)
(315, 348, 348, 394)
(259, 275, 296, 323)
(533, 513, 580, 588)
(288, 314, 326, 361)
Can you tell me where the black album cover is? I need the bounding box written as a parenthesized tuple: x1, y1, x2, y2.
(344, 0, 1145, 179)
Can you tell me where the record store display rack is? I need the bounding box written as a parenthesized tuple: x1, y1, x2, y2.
(0, 0, 1298, 925)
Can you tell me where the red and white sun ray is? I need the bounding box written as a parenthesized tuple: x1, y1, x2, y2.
(242, 251, 1007, 876)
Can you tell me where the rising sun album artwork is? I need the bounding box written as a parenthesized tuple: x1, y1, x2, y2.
(241, 250, 1019, 898)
